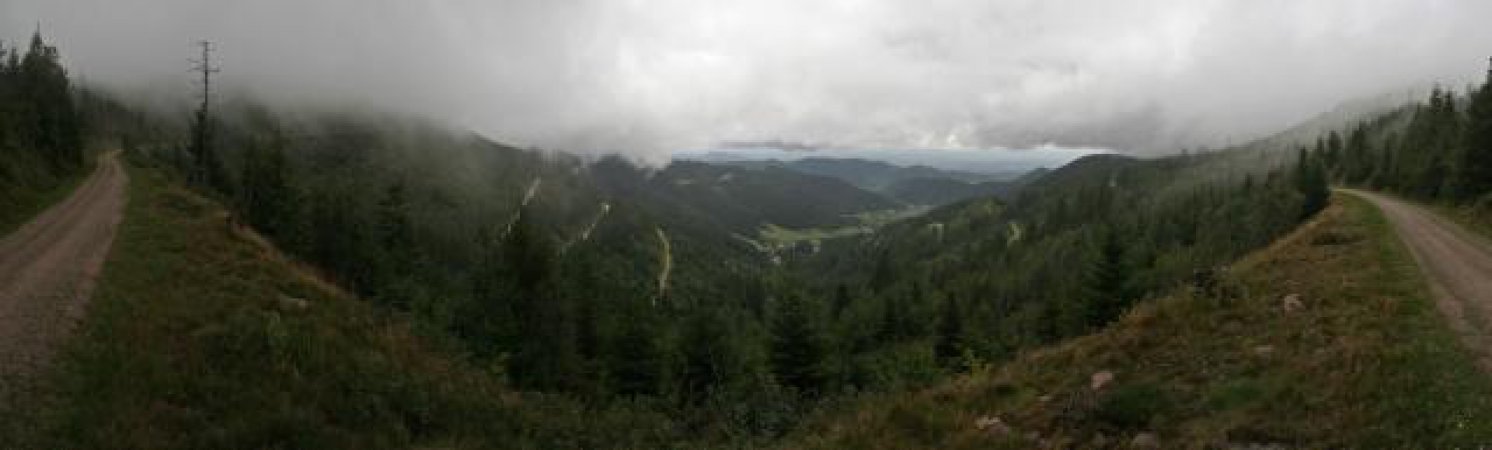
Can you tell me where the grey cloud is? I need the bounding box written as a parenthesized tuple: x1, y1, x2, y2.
(3, 0, 1491, 161)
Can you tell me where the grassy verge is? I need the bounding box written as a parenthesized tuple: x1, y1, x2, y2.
(788, 194, 1492, 448)
(1432, 203, 1492, 245)
(0, 159, 88, 237)
(28, 165, 684, 449)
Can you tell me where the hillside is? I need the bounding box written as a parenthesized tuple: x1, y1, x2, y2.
(593, 160, 901, 233)
(881, 177, 1017, 207)
(712, 157, 1026, 206)
(774, 158, 1003, 190)
(16, 163, 698, 449)
(790, 194, 1492, 448)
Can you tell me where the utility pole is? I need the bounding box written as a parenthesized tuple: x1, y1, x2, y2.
(190, 41, 219, 117)
(188, 40, 222, 189)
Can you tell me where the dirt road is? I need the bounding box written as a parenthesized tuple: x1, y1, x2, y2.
(0, 152, 127, 385)
(1345, 189, 1492, 370)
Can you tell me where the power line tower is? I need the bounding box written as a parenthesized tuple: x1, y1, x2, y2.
(187, 40, 225, 191)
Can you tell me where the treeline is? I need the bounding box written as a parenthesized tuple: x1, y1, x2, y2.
(1312, 58, 1492, 203)
(0, 31, 85, 224)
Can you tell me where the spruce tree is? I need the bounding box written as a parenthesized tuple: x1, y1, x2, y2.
(237, 139, 294, 238)
(376, 180, 414, 252)
(680, 307, 746, 399)
(1457, 58, 1492, 199)
(771, 293, 825, 393)
(609, 303, 663, 396)
(1296, 148, 1329, 219)
(831, 283, 851, 319)
(15, 31, 81, 171)
(1086, 228, 1129, 327)
(934, 293, 966, 367)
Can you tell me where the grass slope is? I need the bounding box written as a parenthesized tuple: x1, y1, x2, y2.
(0, 151, 85, 236)
(31, 165, 683, 449)
(790, 194, 1492, 448)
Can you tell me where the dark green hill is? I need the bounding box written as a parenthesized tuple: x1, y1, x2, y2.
(882, 176, 1018, 206)
(792, 195, 1492, 449)
(713, 157, 1029, 206)
(592, 159, 899, 234)
(779, 157, 1000, 190)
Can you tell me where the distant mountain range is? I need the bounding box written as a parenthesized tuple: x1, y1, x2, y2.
(677, 145, 1093, 175)
(702, 157, 1042, 206)
(591, 159, 900, 234)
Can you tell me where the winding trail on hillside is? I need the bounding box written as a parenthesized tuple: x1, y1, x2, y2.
(1344, 189, 1492, 371)
(0, 152, 127, 390)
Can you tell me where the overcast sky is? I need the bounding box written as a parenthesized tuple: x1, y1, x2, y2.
(4, 0, 1491, 162)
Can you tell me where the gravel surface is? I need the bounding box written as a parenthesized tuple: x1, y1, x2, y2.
(1347, 189, 1492, 371)
(0, 152, 127, 393)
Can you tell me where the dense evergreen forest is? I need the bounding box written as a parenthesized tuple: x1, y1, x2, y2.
(1303, 60, 1492, 207)
(0, 31, 85, 228)
(21, 30, 1492, 446)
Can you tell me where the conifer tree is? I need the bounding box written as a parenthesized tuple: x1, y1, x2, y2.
(934, 293, 966, 367)
(13, 31, 81, 171)
(1295, 148, 1329, 219)
(771, 293, 825, 392)
(831, 283, 851, 319)
(1457, 58, 1492, 199)
(376, 180, 414, 252)
(609, 303, 662, 396)
(680, 307, 747, 399)
(237, 138, 294, 238)
(1086, 228, 1130, 327)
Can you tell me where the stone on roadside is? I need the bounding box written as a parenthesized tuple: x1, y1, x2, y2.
(277, 294, 310, 312)
(974, 416, 1011, 436)
(1090, 370, 1115, 391)
(1282, 294, 1303, 312)
(1131, 432, 1160, 448)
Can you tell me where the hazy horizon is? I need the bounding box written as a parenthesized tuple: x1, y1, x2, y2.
(4, 1, 1491, 165)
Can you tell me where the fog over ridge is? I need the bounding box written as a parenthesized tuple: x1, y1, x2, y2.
(4, 0, 1491, 163)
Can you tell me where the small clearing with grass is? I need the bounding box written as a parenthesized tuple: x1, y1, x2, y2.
(789, 194, 1492, 449)
(759, 206, 931, 249)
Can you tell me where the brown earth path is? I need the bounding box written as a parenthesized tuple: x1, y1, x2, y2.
(0, 152, 127, 391)
(1344, 189, 1492, 371)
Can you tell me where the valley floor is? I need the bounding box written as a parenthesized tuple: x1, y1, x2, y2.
(789, 194, 1492, 448)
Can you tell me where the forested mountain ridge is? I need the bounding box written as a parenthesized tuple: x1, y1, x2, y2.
(591, 159, 900, 233)
(719, 157, 1004, 189)
(881, 176, 1019, 206)
(790, 145, 1323, 368)
(712, 157, 1028, 206)
(792, 193, 1492, 448)
(789, 58, 1492, 448)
